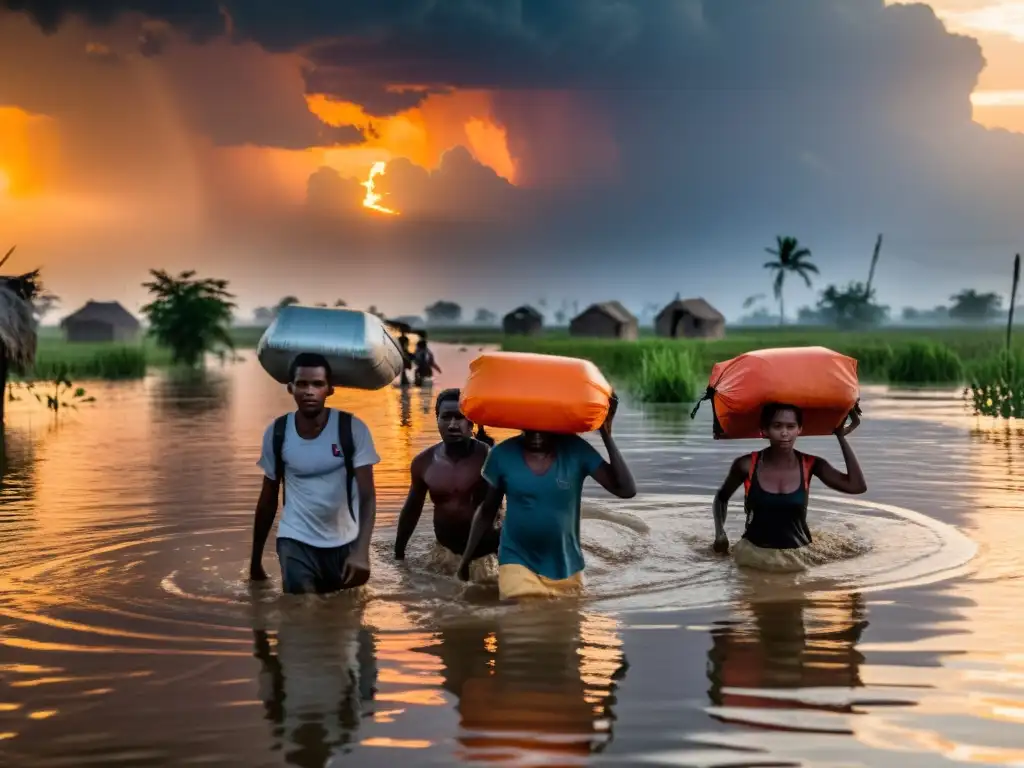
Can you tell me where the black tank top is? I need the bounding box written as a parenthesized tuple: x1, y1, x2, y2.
(742, 451, 817, 550)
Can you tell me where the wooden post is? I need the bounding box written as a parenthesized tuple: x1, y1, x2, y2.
(1009, 253, 1020, 353)
(866, 233, 882, 297)
(0, 341, 7, 427)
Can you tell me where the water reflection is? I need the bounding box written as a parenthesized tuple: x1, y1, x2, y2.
(151, 370, 231, 417)
(707, 593, 867, 728)
(421, 607, 628, 764)
(2, 351, 1024, 767)
(0, 425, 36, 502)
(251, 602, 378, 766)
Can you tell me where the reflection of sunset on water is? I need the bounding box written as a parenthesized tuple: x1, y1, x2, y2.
(417, 608, 626, 763)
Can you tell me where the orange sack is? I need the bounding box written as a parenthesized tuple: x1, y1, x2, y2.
(695, 346, 859, 439)
(460, 351, 613, 434)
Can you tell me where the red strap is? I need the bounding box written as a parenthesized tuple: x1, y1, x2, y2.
(801, 454, 816, 492)
(743, 452, 759, 495)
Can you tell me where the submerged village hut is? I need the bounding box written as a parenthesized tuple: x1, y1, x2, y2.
(569, 301, 639, 341)
(60, 301, 141, 343)
(654, 297, 726, 340)
(503, 305, 543, 336)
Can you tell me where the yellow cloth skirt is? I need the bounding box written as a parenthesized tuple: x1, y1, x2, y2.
(498, 564, 585, 600)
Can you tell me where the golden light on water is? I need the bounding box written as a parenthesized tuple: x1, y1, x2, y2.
(362, 161, 399, 215)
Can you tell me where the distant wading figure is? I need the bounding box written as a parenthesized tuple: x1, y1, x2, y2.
(250, 352, 381, 594)
(458, 395, 636, 600)
(712, 402, 866, 568)
(413, 334, 442, 387)
(394, 388, 499, 577)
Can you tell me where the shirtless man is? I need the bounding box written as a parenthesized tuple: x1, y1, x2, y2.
(393, 388, 500, 563)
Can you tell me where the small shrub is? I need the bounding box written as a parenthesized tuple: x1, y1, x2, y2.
(887, 341, 963, 385)
(629, 346, 702, 403)
(966, 351, 1024, 419)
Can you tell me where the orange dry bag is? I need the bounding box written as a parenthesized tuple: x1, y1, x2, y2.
(460, 351, 613, 434)
(690, 346, 859, 439)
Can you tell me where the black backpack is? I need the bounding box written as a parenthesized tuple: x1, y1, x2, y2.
(272, 409, 356, 520)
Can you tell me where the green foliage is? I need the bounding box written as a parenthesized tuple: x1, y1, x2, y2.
(10, 363, 95, 412)
(629, 346, 702, 403)
(950, 289, 1002, 322)
(887, 341, 963, 385)
(816, 282, 889, 329)
(966, 351, 1024, 418)
(141, 270, 236, 368)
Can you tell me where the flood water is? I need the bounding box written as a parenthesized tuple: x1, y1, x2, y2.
(0, 344, 1022, 766)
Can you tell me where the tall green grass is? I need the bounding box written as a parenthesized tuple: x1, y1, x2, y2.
(32, 340, 161, 380)
(966, 351, 1024, 419)
(630, 346, 702, 403)
(886, 341, 964, 385)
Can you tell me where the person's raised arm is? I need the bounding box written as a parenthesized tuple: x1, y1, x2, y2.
(589, 396, 637, 499)
(713, 455, 750, 554)
(394, 458, 429, 559)
(813, 409, 867, 495)
(457, 481, 504, 581)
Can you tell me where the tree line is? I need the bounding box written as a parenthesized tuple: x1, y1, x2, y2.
(749, 234, 1011, 328)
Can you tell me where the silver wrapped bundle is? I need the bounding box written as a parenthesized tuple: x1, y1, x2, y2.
(256, 306, 405, 390)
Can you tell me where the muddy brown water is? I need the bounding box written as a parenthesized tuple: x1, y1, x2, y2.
(0, 345, 1021, 766)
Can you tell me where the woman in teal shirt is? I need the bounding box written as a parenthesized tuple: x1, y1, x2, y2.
(457, 399, 636, 600)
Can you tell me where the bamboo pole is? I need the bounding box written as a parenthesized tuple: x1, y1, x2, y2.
(865, 234, 882, 296)
(1008, 253, 1020, 353)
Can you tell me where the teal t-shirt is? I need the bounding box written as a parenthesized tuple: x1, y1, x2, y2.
(481, 434, 604, 580)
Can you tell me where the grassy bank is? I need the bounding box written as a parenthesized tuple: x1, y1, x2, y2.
(32, 324, 1024, 419)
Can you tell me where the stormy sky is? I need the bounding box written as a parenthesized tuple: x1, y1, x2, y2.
(1, 0, 1022, 322)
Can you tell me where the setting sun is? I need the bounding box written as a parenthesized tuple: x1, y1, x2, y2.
(0, 168, 10, 197)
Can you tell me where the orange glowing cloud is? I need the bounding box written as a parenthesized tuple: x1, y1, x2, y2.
(306, 89, 519, 184)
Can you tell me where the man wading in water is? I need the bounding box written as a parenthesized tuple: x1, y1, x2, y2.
(457, 396, 636, 600)
(712, 402, 866, 565)
(250, 353, 381, 594)
(394, 389, 499, 575)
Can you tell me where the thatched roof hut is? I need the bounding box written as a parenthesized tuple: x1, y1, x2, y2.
(655, 297, 726, 339)
(569, 301, 639, 340)
(61, 301, 141, 343)
(0, 247, 39, 376)
(503, 305, 543, 336)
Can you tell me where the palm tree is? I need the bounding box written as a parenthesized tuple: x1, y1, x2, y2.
(764, 236, 819, 325)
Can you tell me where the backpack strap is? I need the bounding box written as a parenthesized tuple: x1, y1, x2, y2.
(337, 410, 357, 521)
(272, 414, 289, 504)
(743, 451, 759, 496)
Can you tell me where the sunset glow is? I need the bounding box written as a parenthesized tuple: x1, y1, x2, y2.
(362, 161, 399, 215)
(0, 168, 10, 197)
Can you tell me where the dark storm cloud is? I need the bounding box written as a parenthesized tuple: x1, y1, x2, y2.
(6, 0, 1024, 308)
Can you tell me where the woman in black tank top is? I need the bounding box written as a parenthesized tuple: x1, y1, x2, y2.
(712, 402, 867, 556)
